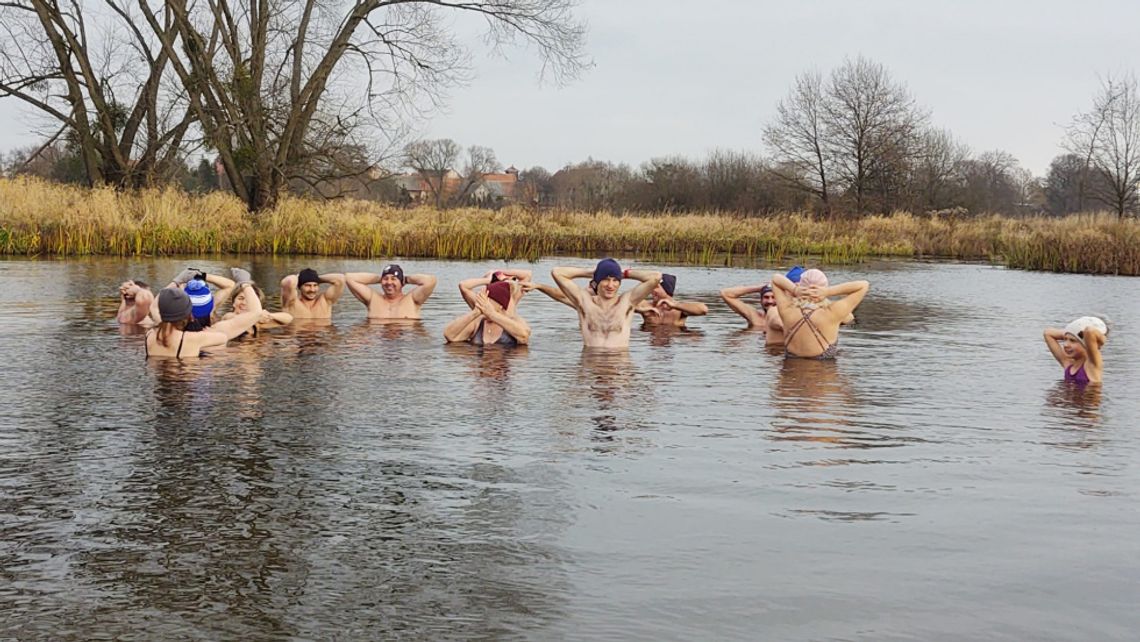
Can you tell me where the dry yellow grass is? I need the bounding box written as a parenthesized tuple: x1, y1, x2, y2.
(1, 176, 1137, 274)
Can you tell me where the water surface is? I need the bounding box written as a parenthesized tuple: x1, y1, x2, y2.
(0, 257, 1137, 640)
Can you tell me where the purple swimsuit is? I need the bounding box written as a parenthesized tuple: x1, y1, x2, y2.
(1064, 364, 1090, 385)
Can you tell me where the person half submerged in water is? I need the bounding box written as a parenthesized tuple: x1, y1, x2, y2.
(145, 284, 263, 358)
(443, 280, 531, 346)
(552, 258, 661, 349)
(1044, 316, 1108, 384)
(635, 273, 708, 328)
(117, 279, 155, 324)
(219, 268, 293, 338)
(770, 268, 869, 359)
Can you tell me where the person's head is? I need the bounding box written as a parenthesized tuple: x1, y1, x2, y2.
(486, 280, 512, 312)
(185, 279, 214, 320)
(157, 288, 192, 345)
(120, 279, 150, 301)
(794, 268, 829, 305)
(233, 284, 266, 314)
(1063, 316, 1109, 359)
(593, 258, 623, 299)
(653, 273, 677, 300)
(490, 270, 521, 284)
(759, 284, 776, 310)
(297, 268, 321, 301)
(380, 264, 405, 297)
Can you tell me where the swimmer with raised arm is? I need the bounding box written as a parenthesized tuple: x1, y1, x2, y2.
(770, 268, 869, 359)
(344, 264, 437, 319)
(1044, 317, 1108, 384)
(280, 268, 347, 320)
(552, 258, 662, 348)
(444, 280, 531, 345)
(145, 284, 263, 358)
(219, 268, 293, 337)
(117, 280, 155, 324)
(458, 268, 532, 310)
(720, 281, 777, 331)
(635, 274, 708, 327)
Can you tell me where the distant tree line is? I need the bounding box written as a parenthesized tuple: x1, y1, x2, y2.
(2, 29, 1137, 218)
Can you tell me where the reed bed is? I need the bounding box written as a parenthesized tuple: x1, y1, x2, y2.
(1, 176, 1138, 275)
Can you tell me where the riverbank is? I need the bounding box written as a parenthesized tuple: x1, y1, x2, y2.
(1, 177, 1137, 274)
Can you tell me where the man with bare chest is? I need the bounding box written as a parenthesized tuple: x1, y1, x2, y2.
(345, 264, 438, 319)
(634, 273, 708, 328)
(280, 268, 347, 320)
(552, 259, 661, 349)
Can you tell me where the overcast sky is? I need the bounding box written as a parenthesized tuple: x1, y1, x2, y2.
(2, 0, 1138, 176)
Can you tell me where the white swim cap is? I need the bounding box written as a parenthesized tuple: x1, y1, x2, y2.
(1064, 316, 1108, 345)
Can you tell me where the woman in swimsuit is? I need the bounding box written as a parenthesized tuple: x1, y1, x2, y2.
(770, 269, 869, 359)
(444, 280, 531, 345)
(145, 284, 263, 358)
(220, 279, 293, 337)
(1044, 317, 1107, 384)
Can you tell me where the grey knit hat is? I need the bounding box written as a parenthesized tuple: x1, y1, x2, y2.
(158, 288, 193, 322)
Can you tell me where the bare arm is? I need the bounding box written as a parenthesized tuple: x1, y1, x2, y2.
(824, 280, 870, 322)
(720, 285, 765, 326)
(407, 274, 438, 305)
(444, 309, 483, 343)
(475, 293, 532, 344)
(552, 267, 593, 310)
(266, 311, 293, 326)
(458, 276, 492, 309)
(1084, 328, 1106, 371)
(344, 272, 381, 285)
(494, 268, 533, 281)
(203, 272, 236, 306)
(280, 275, 298, 307)
(523, 281, 574, 307)
(344, 275, 376, 305)
(1043, 328, 1068, 366)
(210, 285, 263, 340)
(320, 273, 347, 304)
(663, 299, 708, 317)
(624, 269, 663, 307)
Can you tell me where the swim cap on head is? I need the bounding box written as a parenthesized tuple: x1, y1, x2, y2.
(1064, 316, 1108, 345)
(158, 288, 193, 322)
(799, 268, 829, 289)
(381, 264, 405, 285)
(184, 279, 214, 318)
(486, 280, 512, 310)
(660, 273, 677, 297)
(593, 258, 622, 284)
(297, 268, 320, 286)
(785, 265, 805, 283)
(759, 284, 773, 297)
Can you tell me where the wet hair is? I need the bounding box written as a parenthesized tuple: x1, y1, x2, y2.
(157, 318, 189, 348)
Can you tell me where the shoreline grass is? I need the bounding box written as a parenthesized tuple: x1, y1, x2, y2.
(1, 176, 1137, 275)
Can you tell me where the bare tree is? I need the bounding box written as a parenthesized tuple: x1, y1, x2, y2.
(456, 144, 501, 204)
(763, 70, 831, 213)
(404, 138, 460, 208)
(1066, 75, 1140, 217)
(0, 0, 198, 188)
(2, 0, 586, 210)
(823, 56, 927, 213)
(913, 128, 969, 210)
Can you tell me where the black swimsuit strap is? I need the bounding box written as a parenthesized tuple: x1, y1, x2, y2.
(176, 329, 185, 358)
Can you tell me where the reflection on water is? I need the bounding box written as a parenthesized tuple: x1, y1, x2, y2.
(1, 258, 1139, 640)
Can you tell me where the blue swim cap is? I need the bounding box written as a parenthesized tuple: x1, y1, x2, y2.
(185, 279, 214, 318)
(785, 265, 805, 283)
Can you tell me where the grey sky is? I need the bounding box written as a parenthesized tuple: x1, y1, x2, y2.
(3, 0, 1138, 176)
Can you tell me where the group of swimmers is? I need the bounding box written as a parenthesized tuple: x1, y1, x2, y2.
(116, 258, 1109, 383)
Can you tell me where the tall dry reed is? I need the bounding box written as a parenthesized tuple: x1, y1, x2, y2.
(1, 177, 1137, 275)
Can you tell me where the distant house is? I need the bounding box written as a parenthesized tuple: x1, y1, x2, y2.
(396, 166, 520, 205)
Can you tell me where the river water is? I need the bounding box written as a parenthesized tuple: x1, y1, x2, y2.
(0, 256, 1137, 641)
